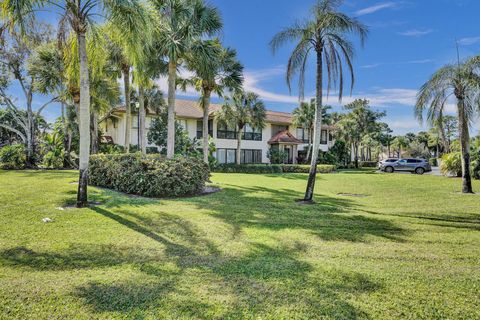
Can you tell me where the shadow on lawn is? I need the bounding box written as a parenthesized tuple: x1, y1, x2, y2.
(1, 187, 386, 318)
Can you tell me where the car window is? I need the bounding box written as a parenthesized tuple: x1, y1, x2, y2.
(386, 159, 396, 162)
(407, 159, 417, 163)
(398, 160, 406, 164)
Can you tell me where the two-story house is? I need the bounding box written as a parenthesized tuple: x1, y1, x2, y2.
(101, 99, 333, 164)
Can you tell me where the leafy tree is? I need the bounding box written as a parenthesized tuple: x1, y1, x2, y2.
(293, 99, 315, 161)
(152, 0, 222, 158)
(2, 0, 153, 206)
(0, 23, 58, 167)
(147, 108, 194, 155)
(337, 99, 385, 167)
(391, 136, 409, 158)
(218, 92, 266, 165)
(179, 38, 243, 163)
(416, 56, 480, 193)
(270, 0, 367, 202)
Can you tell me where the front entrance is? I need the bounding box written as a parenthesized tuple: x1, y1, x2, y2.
(284, 146, 293, 164)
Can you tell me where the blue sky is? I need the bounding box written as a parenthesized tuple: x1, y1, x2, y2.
(13, 0, 480, 134)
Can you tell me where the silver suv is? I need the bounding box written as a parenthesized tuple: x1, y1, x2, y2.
(380, 158, 432, 175)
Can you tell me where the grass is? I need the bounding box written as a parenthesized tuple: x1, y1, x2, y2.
(0, 169, 479, 319)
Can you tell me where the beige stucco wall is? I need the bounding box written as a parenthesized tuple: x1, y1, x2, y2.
(102, 113, 332, 163)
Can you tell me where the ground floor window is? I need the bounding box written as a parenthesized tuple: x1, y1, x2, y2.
(217, 149, 236, 164)
(241, 149, 262, 164)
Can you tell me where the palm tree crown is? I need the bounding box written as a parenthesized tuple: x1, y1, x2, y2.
(416, 56, 480, 193)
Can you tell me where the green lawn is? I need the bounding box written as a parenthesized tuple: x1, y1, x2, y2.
(0, 169, 479, 319)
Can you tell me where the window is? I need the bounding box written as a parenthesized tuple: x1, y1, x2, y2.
(132, 116, 139, 129)
(296, 128, 309, 143)
(217, 122, 237, 139)
(177, 119, 187, 131)
(320, 130, 328, 144)
(271, 125, 288, 137)
(196, 120, 213, 138)
(217, 148, 237, 164)
(241, 149, 262, 164)
(242, 124, 262, 141)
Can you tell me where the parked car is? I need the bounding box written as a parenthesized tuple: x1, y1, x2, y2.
(378, 158, 398, 169)
(380, 158, 432, 175)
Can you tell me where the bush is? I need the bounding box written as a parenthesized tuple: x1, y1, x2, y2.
(359, 161, 378, 168)
(89, 153, 210, 197)
(440, 153, 462, 177)
(212, 163, 336, 174)
(429, 158, 438, 166)
(267, 149, 288, 164)
(0, 144, 26, 169)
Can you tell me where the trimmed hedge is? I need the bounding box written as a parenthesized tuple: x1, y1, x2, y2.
(212, 164, 336, 174)
(359, 161, 378, 168)
(89, 153, 210, 197)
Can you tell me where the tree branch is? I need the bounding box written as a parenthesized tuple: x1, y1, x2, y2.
(0, 124, 26, 143)
(36, 96, 59, 116)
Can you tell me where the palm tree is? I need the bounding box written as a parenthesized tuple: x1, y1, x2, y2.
(391, 136, 408, 158)
(152, 0, 222, 158)
(416, 56, 480, 193)
(292, 99, 315, 161)
(178, 39, 243, 163)
(218, 92, 266, 165)
(2, 0, 152, 207)
(270, 0, 367, 202)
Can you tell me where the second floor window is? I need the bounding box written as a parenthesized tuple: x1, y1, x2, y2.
(196, 120, 213, 138)
(217, 122, 237, 139)
(242, 124, 262, 141)
(296, 128, 310, 143)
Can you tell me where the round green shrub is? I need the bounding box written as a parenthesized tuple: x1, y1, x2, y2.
(89, 153, 210, 197)
(0, 144, 26, 169)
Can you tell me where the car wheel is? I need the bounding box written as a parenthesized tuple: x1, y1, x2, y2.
(415, 167, 425, 175)
(385, 166, 394, 173)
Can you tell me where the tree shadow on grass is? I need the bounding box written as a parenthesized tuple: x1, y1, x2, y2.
(187, 184, 408, 243)
(0, 244, 157, 271)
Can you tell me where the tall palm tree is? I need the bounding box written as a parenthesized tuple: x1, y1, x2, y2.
(292, 99, 315, 161)
(270, 0, 367, 202)
(416, 56, 480, 193)
(218, 92, 266, 165)
(2, 0, 152, 207)
(152, 0, 222, 158)
(391, 136, 408, 158)
(178, 39, 243, 163)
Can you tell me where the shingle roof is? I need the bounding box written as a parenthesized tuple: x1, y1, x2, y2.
(268, 130, 304, 145)
(112, 99, 333, 128)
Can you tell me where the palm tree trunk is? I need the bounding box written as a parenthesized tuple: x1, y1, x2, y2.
(90, 112, 99, 154)
(457, 99, 473, 193)
(25, 88, 35, 167)
(354, 143, 359, 168)
(236, 126, 243, 165)
(138, 85, 147, 154)
(76, 31, 91, 208)
(166, 60, 176, 158)
(61, 102, 69, 168)
(202, 90, 211, 164)
(304, 47, 323, 202)
(305, 127, 312, 162)
(123, 65, 131, 153)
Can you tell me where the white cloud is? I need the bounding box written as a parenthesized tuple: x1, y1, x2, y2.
(355, 2, 396, 16)
(457, 37, 480, 46)
(360, 63, 382, 69)
(408, 59, 434, 64)
(398, 29, 433, 37)
(243, 67, 303, 104)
